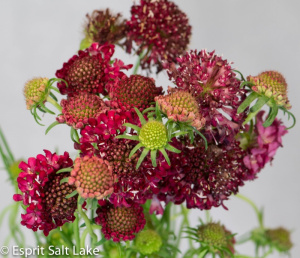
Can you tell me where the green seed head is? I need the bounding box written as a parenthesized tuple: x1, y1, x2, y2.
(266, 227, 293, 252)
(139, 121, 168, 150)
(23, 77, 49, 109)
(135, 229, 162, 255)
(197, 223, 227, 248)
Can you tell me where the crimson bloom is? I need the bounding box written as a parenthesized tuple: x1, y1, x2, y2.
(13, 150, 76, 236)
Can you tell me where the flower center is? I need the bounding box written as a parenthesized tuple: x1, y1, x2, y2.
(139, 121, 168, 150)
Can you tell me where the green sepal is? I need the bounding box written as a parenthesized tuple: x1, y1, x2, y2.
(91, 198, 98, 210)
(115, 134, 139, 141)
(233, 69, 246, 81)
(250, 96, 269, 113)
(129, 143, 143, 159)
(122, 123, 141, 132)
(78, 197, 85, 205)
(70, 128, 80, 143)
(280, 107, 296, 129)
(136, 148, 149, 169)
(165, 144, 181, 154)
(65, 190, 78, 199)
(142, 106, 156, 114)
(45, 121, 60, 135)
(60, 177, 69, 185)
(191, 126, 208, 150)
(49, 91, 58, 102)
(39, 102, 55, 115)
(159, 148, 170, 166)
(237, 92, 259, 114)
(172, 131, 188, 138)
(155, 102, 162, 123)
(150, 149, 158, 167)
(263, 105, 278, 128)
(56, 167, 72, 174)
(134, 107, 146, 125)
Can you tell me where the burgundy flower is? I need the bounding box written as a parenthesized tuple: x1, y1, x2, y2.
(84, 9, 128, 45)
(126, 0, 191, 73)
(13, 150, 77, 236)
(57, 92, 108, 129)
(95, 201, 146, 242)
(164, 49, 247, 144)
(108, 75, 163, 111)
(56, 43, 132, 96)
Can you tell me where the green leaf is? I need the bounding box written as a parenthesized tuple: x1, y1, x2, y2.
(142, 107, 156, 114)
(155, 102, 162, 122)
(70, 128, 79, 143)
(95, 238, 106, 246)
(45, 121, 60, 135)
(122, 123, 141, 132)
(263, 105, 278, 127)
(115, 134, 139, 141)
(136, 148, 149, 169)
(60, 177, 69, 185)
(250, 96, 269, 113)
(134, 107, 146, 125)
(197, 249, 209, 258)
(159, 148, 170, 166)
(56, 167, 72, 174)
(150, 149, 157, 167)
(237, 92, 259, 114)
(172, 131, 188, 138)
(78, 197, 85, 205)
(165, 144, 181, 154)
(65, 190, 78, 199)
(192, 127, 208, 150)
(91, 198, 98, 210)
(129, 143, 143, 158)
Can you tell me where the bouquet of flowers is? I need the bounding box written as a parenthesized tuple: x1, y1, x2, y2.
(0, 1, 296, 257)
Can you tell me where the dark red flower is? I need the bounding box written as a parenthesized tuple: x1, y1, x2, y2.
(95, 201, 145, 242)
(164, 49, 247, 144)
(56, 43, 132, 96)
(126, 0, 191, 73)
(13, 150, 77, 236)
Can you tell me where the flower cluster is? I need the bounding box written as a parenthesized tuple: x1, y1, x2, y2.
(14, 1, 294, 255)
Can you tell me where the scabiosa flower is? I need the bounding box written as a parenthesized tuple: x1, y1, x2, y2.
(239, 111, 287, 178)
(23, 77, 49, 109)
(56, 43, 132, 96)
(83, 9, 127, 46)
(165, 49, 247, 144)
(266, 227, 293, 252)
(126, 0, 191, 72)
(195, 222, 235, 255)
(238, 71, 294, 127)
(95, 202, 146, 242)
(135, 229, 162, 255)
(177, 138, 248, 210)
(68, 155, 114, 199)
(78, 110, 135, 155)
(13, 150, 76, 236)
(57, 92, 108, 129)
(155, 87, 205, 129)
(108, 75, 163, 111)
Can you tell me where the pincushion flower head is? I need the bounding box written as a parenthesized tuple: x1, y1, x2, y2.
(135, 229, 162, 255)
(165, 49, 247, 144)
(155, 87, 205, 130)
(57, 92, 108, 129)
(126, 0, 191, 72)
(266, 227, 293, 253)
(68, 155, 114, 199)
(81, 8, 128, 49)
(116, 107, 181, 169)
(186, 222, 235, 256)
(238, 70, 295, 128)
(95, 201, 146, 242)
(13, 150, 77, 236)
(56, 43, 132, 96)
(108, 74, 163, 110)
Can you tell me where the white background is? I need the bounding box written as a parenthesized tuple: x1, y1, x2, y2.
(0, 0, 299, 257)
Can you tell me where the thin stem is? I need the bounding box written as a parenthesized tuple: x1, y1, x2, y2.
(77, 197, 98, 249)
(73, 212, 80, 255)
(46, 96, 62, 112)
(236, 194, 264, 229)
(132, 51, 144, 74)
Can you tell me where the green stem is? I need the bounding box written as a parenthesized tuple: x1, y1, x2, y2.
(236, 194, 264, 229)
(77, 197, 98, 249)
(46, 96, 62, 112)
(73, 213, 80, 255)
(132, 51, 144, 74)
(261, 248, 273, 258)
